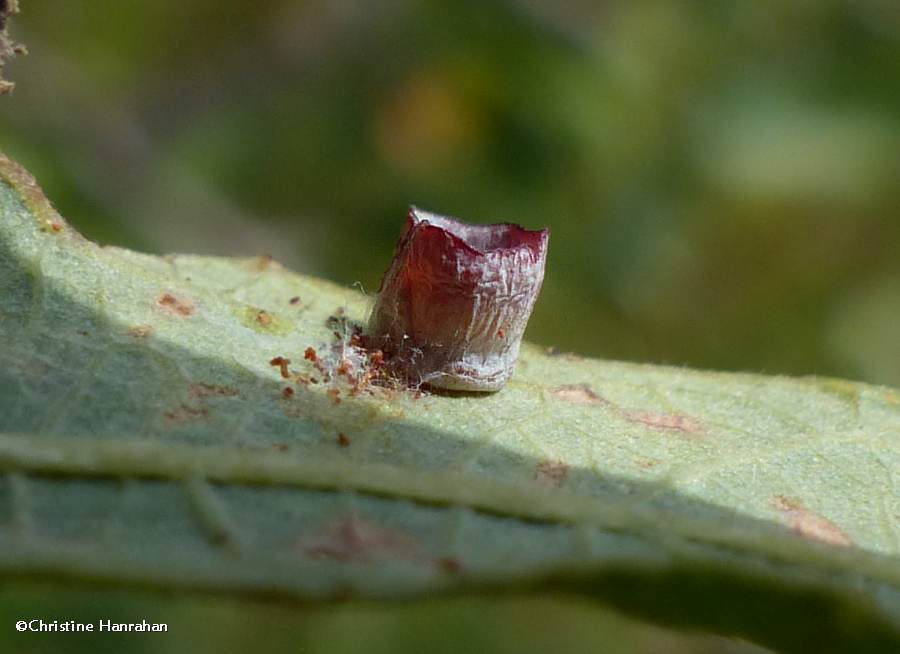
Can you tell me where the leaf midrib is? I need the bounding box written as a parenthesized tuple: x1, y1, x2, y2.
(0, 431, 897, 590)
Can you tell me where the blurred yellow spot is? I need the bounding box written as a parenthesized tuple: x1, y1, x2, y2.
(374, 73, 482, 176)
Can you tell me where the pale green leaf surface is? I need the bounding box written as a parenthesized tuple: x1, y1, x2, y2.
(1, 153, 899, 652)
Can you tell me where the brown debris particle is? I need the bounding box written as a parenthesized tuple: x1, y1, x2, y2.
(156, 293, 195, 317)
(0, 0, 23, 96)
(269, 356, 291, 379)
(163, 404, 209, 423)
(771, 495, 852, 547)
(302, 515, 421, 563)
(255, 310, 273, 327)
(337, 432, 350, 448)
(282, 387, 295, 399)
(552, 383, 605, 406)
(622, 410, 702, 434)
(289, 296, 301, 305)
(535, 459, 569, 487)
(127, 325, 153, 339)
(189, 382, 239, 400)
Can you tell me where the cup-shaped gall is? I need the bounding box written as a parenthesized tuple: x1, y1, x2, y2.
(367, 207, 549, 392)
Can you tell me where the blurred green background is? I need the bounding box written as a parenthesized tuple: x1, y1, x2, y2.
(0, 1, 897, 652)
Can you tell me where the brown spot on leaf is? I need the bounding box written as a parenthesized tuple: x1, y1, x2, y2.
(163, 404, 209, 423)
(127, 325, 153, 339)
(304, 346, 318, 362)
(255, 310, 273, 327)
(189, 383, 239, 400)
(552, 384, 605, 406)
(302, 515, 421, 563)
(327, 388, 342, 405)
(622, 410, 702, 434)
(273, 443, 289, 452)
(289, 296, 301, 305)
(337, 432, 350, 448)
(771, 495, 852, 547)
(269, 356, 291, 379)
(157, 293, 195, 317)
(282, 387, 295, 399)
(535, 459, 569, 487)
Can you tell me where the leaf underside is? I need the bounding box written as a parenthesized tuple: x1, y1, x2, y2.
(1, 152, 899, 652)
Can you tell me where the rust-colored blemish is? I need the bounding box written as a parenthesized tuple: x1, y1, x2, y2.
(189, 383, 239, 400)
(304, 346, 318, 362)
(49, 221, 63, 233)
(269, 356, 291, 379)
(327, 388, 342, 405)
(163, 404, 209, 423)
(301, 515, 421, 563)
(282, 387, 295, 399)
(496, 328, 505, 339)
(337, 432, 350, 448)
(771, 495, 852, 547)
(622, 410, 702, 434)
(127, 325, 153, 339)
(156, 293, 195, 317)
(535, 459, 569, 487)
(256, 310, 273, 327)
(552, 383, 605, 406)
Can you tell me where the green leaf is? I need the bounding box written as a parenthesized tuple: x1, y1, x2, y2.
(1, 151, 899, 652)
